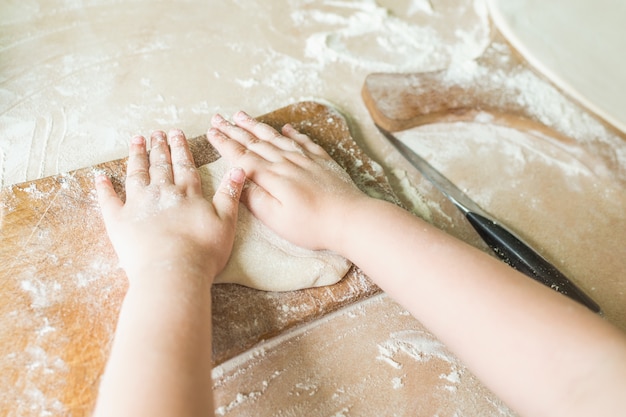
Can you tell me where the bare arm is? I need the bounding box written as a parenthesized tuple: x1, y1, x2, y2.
(208, 111, 626, 417)
(93, 129, 245, 417)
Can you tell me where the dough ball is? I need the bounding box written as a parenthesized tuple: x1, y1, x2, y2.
(199, 158, 351, 292)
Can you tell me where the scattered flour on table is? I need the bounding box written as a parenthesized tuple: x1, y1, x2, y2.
(376, 329, 458, 370)
(395, 117, 611, 210)
(296, 0, 489, 72)
(211, 294, 516, 416)
(391, 376, 404, 389)
(0, 0, 490, 186)
(437, 42, 626, 177)
(382, 39, 626, 230)
(2, 177, 123, 415)
(2, 1, 503, 414)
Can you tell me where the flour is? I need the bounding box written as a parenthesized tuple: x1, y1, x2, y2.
(436, 41, 626, 178)
(391, 376, 404, 389)
(3, 178, 123, 415)
(408, 0, 435, 15)
(20, 278, 62, 310)
(22, 183, 53, 200)
(299, 0, 489, 72)
(389, 168, 432, 221)
(6, 314, 69, 416)
(215, 392, 263, 416)
(377, 329, 458, 369)
(0, 146, 5, 189)
(17, 387, 64, 417)
(1, 0, 518, 415)
(329, 407, 351, 417)
(35, 317, 55, 338)
(388, 109, 626, 336)
(0, 0, 490, 187)
(394, 118, 623, 214)
(24, 346, 66, 375)
(212, 294, 515, 416)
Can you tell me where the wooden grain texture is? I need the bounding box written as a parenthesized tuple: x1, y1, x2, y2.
(0, 101, 399, 416)
(362, 33, 626, 331)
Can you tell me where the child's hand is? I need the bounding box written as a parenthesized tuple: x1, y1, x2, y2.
(207, 111, 367, 252)
(95, 129, 245, 283)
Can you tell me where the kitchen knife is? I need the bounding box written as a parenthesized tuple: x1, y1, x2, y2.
(376, 124, 601, 314)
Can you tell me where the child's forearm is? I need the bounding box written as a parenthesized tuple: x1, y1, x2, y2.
(206, 112, 626, 416)
(93, 128, 242, 417)
(334, 197, 626, 417)
(93, 264, 215, 417)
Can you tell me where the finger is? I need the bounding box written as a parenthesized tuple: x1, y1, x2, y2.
(168, 129, 201, 194)
(148, 130, 173, 185)
(211, 113, 284, 162)
(238, 177, 280, 222)
(212, 167, 246, 224)
(207, 126, 268, 176)
(95, 173, 123, 225)
(207, 125, 294, 192)
(232, 111, 299, 152)
(125, 135, 150, 192)
(281, 123, 330, 158)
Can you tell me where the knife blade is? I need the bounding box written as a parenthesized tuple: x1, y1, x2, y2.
(376, 124, 601, 314)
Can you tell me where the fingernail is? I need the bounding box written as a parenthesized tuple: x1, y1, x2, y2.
(131, 135, 145, 145)
(234, 111, 250, 121)
(168, 129, 184, 145)
(94, 173, 108, 184)
(229, 167, 245, 184)
(169, 128, 183, 137)
(152, 131, 166, 141)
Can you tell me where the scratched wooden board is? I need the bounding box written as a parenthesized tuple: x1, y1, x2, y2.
(0, 101, 399, 416)
(362, 32, 626, 332)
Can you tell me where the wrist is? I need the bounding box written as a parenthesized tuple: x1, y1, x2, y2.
(325, 193, 378, 257)
(122, 251, 219, 292)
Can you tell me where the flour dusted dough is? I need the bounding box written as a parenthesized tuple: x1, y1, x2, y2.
(199, 158, 351, 291)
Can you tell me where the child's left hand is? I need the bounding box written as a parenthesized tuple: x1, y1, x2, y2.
(95, 129, 245, 284)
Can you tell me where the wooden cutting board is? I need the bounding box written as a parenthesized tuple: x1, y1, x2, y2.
(362, 32, 626, 332)
(0, 101, 399, 416)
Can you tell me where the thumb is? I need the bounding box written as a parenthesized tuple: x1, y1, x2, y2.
(95, 173, 123, 225)
(213, 167, 246, 221)
(238, 178, 278, 223)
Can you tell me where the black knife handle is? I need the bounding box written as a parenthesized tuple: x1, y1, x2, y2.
(465, 211, 601, 313)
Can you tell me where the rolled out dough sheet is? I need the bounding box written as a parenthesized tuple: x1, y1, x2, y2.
(488, 0, 626, 132)
(200, 158, 351, 292)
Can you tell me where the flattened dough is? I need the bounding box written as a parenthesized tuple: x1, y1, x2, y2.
(488, 0, 626, 132)
(200, 158, 351, 291)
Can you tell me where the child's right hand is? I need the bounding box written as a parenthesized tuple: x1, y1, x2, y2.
(207, 111, 368, 253)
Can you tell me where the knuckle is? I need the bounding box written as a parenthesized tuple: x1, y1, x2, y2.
(221, 181, 241, 200)
(150, 138, 168, 150)
(269, 130, 284, 141)
(127, 177, 149, 188)
(234, 146, 252, 159)
(252, 123, 275, 137)
(151, 161, 172, 170)
(126, 169, 149, 183)
(127, 167, 149, 176)
(174, 160, 196, 170)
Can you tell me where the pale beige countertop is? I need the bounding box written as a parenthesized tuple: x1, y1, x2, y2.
(1, 1, 624, 416)
(0, 0, 489, 188)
